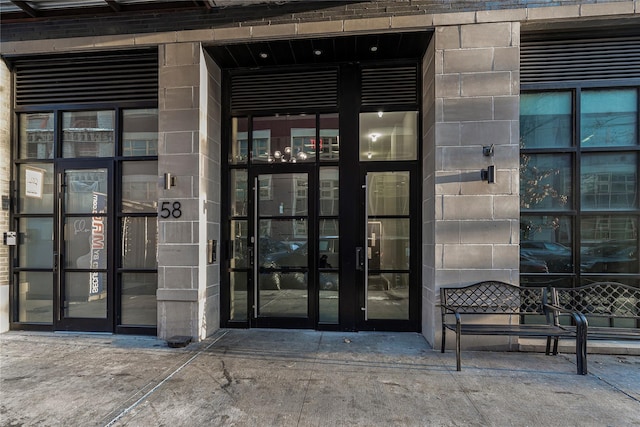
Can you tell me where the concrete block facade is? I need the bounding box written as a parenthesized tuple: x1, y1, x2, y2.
(425, 22, 521, 348)
(0, 60, 9, 333)
(1, 0, 638, 348)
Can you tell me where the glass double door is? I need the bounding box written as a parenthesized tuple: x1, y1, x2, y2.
(55, 160, 113, 331)
(246, 166, 417, 330)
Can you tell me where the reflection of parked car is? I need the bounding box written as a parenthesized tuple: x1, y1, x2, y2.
(260, 239, 339, 291)
(520, 253, 549, 273)
(520, 241, 572, 272)
(581, 242, 638, 273)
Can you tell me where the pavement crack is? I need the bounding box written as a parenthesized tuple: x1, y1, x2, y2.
(221, 360, 233, 389)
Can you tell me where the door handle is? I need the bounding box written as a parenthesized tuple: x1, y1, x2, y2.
(356, 247, 365, 271)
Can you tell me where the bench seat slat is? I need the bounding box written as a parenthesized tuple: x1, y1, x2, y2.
(443, 323, 575, 337)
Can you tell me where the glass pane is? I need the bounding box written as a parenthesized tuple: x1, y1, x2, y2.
(520, 215, 573, 273)
(258, 219, 306, 267)
(520, 153, 572, 210)
(19, 218, 53, 268)
(230, 220, 248, 269)
(230, 169, 248, 217)
(122, 109, 158, 156)
(520, 92, 572, 149)
(368, 273, 409, 320)
(122, 161, 158, 213)
(581, 153, 637, 210)
(121, 217, 157, 268)
(19, 164, 54, 214)
(63, 111, 115, 158)
(319, 272, 339, 324)
(258, 282, 307, 317)
(65, 169, 108, 213)
(259, 173, 308, 216)
(580, 216, 638, 274)
(66, 216, 107, 269)
(581, 89, 637, 148)
(121, 273, 157, 325)
(368, 219, 409, 270)
(320, 114, 339, 161)
(64, 272, 107, 318)
(368, 172, 410, 216)
(360, 111, 417, 161)
(252, 115, 316, 164)
(18, 271, 53, 323)
(229, 117, 248, 165)
(320, 219, 339, 268)
(19, 113, 54, 159)
(230, 272, 248, 321)
(319, 168, 339, 216)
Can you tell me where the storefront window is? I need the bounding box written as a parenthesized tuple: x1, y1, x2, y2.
(122, 161, 158, 212)
(581, 153, 637, 210)
(18, 164, 54, 214)
(123, 109, 158, 156)
(360, 111, 418, 161)
(19, 113, 54, 159)
(121, 273, 157, 325)
(520, 88, 639, 285)
(581, 89, 637, 148)
(62, 110, 115, 158)
(252, 115, 316, 164)
(521, 154, 572, 211)
(520, 92, 572, 149)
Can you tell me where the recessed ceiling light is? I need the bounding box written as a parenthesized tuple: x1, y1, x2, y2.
(370, 46, 378, 52)
(313, 49, 322, 56)
(259, 52, 268, 59)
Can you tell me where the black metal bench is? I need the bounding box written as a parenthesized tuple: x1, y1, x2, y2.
(440, 281, 587, 375)
(550, 282, 640, 348)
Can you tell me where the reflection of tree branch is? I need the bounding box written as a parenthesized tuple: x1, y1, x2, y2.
(520, 143, 568, 211)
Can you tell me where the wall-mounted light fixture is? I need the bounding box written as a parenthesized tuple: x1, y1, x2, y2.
(481, 165, 496, 184)
(481, 144, 496, 183)
(164, 172, 176, 190)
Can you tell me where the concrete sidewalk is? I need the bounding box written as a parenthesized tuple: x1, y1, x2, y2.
(1, 329, 639, 427)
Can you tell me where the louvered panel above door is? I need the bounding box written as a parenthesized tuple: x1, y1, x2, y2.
(230, 69, 338, 113)
(361, 65, 418, 106)
(521, 36, 640, 84)
(14, 50, 158, 107)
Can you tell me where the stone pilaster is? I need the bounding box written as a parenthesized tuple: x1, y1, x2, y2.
(425, 22, 521, 349)
(157, 42, 221, 340)
(0, 59, 10, 333)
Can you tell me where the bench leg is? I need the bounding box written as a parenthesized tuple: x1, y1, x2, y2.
(456, 325, 461, 371)
(545, 337, 551, 355)
(441, 326, 446, 353)
(576, 314, 588, 375)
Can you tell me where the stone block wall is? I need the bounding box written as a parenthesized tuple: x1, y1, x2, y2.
(157, 42, 221, 340)
(427, 22, 521, 348)
(201, 50, 222, 337)
(0, 60, 9, 333)
(422, 36, 437, 347)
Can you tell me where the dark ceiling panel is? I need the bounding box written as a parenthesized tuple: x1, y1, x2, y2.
(207, 31, 432, 69)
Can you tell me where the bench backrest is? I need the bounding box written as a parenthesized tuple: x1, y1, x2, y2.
(440, 281, 546, 316)
(552, 282, 640, 321)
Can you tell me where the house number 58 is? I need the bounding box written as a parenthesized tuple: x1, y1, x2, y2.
(160, 201, 182, 218)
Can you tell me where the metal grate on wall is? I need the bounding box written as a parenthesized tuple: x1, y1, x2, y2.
(231, 69, 338, 113)
(521, 35, 640, 84)
(361, 65, 418, 106)
(13, 50, 158, 107)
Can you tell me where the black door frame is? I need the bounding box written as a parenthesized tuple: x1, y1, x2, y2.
(54, 158, 115, 332)
(248, 163, 318, 329)
(221, 61, 422, 332)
